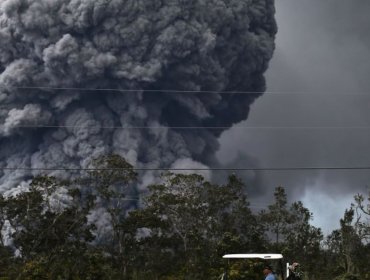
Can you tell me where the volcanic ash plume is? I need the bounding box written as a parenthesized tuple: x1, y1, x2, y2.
(0, 0, 276, 191)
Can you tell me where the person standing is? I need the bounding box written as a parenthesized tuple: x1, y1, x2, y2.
(263, 265, 277, 280)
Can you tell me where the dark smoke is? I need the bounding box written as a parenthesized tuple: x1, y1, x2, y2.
(0, 0, 276, 192)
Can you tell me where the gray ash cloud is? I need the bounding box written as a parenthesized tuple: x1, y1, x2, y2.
(0, 0, 276, 191)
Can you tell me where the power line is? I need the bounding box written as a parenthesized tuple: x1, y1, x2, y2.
(11, 86, 264, 94)
(11, 125, 370, 130)
(2, 167, 370, 171)
(5, 86, 370, 95)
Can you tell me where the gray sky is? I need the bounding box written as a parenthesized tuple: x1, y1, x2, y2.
(217, 0, 370, 234)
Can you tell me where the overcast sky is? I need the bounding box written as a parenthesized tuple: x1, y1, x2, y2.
(218, 0, 370, 234)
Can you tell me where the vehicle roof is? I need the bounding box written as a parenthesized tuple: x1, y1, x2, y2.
(222, 254, 283, 259)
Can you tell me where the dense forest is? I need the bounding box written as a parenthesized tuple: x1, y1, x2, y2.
(0, 155, 369, 280)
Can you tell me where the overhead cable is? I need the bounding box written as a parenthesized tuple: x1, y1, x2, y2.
(2, 167, 370, 171)
(4, 86, 370, 95)
(10, 125, 370, 130)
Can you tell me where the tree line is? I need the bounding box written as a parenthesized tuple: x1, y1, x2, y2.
(0, 155, 369, 280)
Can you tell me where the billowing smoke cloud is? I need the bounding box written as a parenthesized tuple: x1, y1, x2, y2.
(0, 0, 276, 191)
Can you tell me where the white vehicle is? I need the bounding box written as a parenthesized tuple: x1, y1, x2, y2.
(223, 253, 283, 260)
(219, 253, 288, 280)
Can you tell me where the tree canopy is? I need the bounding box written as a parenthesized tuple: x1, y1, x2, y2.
(0, 154, 368, 280)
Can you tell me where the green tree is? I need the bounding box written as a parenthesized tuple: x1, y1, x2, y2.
(0, 175, 107, 279)
(353, 191, 370, 243)
(4, 176, 95, 259)
(125, 173, 264, 279)
(260, 186, 291, 246)
(85, 154, 138, 277)
(325, 206, 370, 280)
(283, 201, 323, 279)
(259, 187, 326, 279)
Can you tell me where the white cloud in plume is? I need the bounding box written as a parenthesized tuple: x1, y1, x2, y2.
(171, 158, 211, 181)
(301, 179, 355, 235)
